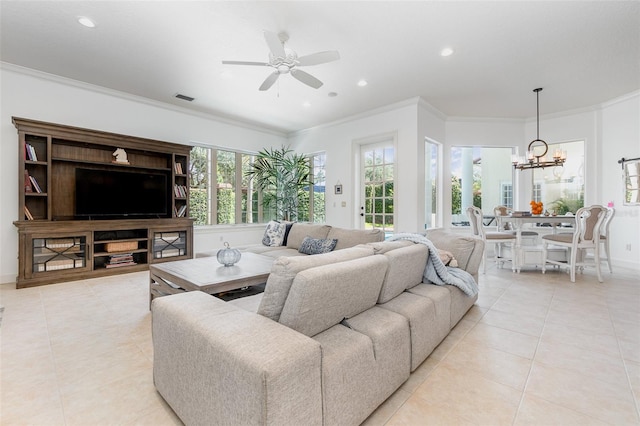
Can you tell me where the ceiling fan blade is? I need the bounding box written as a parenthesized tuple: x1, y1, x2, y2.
(259, 71, 280, 91)
(291, 69, 323, 89)
(296, 51, 340, 66)
(263, 30, 286, 58)
(222, 60, 269, 66)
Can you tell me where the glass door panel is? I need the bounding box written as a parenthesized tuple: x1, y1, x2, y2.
(360, 142, 395, 234)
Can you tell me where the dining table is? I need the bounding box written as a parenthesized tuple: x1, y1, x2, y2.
(500, 214, 576, 272)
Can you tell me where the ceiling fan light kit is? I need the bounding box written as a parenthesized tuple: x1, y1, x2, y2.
(513, 88, 567, 170)
(222, 30, 340, 91)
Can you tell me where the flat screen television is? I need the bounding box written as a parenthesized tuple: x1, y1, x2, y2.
(75, 168, 169, 219)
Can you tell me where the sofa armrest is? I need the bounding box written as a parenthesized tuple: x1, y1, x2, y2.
(152, 291, 322, 426)
(424, 230, 485, 278)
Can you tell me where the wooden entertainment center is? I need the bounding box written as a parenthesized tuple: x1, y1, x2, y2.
(12, 117, 194, 288)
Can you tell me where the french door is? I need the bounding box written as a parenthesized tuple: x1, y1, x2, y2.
(359, 142, 395, 234)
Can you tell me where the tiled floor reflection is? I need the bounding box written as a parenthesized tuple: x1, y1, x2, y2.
(1, 262, 639, 425)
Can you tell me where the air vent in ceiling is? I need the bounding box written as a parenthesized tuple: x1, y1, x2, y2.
(175, 93, 195, 102)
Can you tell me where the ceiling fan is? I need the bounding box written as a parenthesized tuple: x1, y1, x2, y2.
(222, 30, 340, 91)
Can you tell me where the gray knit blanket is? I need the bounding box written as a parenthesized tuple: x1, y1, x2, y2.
(388, 233, 479, 297)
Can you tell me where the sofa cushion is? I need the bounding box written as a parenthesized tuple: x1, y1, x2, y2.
(257, 245, 375, 321)
(262, 220, 287, 247)
(286, 223, 332, 250)
(313, 307, 410, 426)
(367, 240, 413, 254)
(258, 248, 306, 259)
(407, 283, 452, 336)
(298, 237, 338, 255)
(377, 244, 429, 304)
(327, 227, 384, 251)
(425, 230, 480, 273)
(278, 255, 388, 337)
(378, 292, 440, 371)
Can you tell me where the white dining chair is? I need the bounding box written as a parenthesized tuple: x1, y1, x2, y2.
(541, 205, 607, 282)
(467, 206, 516, 273)
(599, 207, 615, 273)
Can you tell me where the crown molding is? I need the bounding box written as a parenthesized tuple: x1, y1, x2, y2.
(0, 62, 288, 138)
(290, 97, 440, 137)
(600, 90, 640, 109)
(417, 97, 448, 121)
(446, 116, 526, 124)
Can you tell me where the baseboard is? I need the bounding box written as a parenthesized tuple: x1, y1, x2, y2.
(612, 259, 640, 273)
(0, 273, 17, 285)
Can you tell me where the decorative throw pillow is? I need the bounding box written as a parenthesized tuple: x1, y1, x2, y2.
(437, 249, 458, 268)
(298, 236, 338, 255)
(262, 221, 287, 247)
(281, 222, 294, 246)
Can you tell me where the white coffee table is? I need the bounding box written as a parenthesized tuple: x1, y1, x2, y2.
(149, 252, 273, 308)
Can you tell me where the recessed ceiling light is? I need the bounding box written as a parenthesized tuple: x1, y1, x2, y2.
(302, 102, 311, 107)
(357, 80, 368, 87)
(440, 47, 454, 57)
(78, 17, 96, 28)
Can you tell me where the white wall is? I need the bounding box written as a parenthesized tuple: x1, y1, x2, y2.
(0, 65, 286, 283)
(598, 93, 640, 270)
(418, 101, 447, 230)
(289, 98, 446, 233)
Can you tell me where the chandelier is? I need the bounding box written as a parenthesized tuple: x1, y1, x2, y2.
(513, 88, 566, 170)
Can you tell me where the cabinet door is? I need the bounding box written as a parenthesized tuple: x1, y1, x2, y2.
(27, 232, 92, 278)
(151, 230, 189, 260)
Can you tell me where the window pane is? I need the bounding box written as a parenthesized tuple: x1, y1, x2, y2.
(501, 183, 513, 209)
(190, 147, 323, 225)
(451, 146, 513, 226)
(312, 154, 326, 223)
(189, 146, 211, 225)
(532, 140, 584, 214)
(216, 150, 235, 224)
(241, 154, 255, 223)
(362, 143, 395, 234)
(425, 140, 439, 229)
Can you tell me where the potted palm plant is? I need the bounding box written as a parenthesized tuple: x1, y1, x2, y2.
(246, 146, 310, 221)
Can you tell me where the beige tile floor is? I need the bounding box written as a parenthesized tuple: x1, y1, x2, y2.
(1, 262, 639, 425)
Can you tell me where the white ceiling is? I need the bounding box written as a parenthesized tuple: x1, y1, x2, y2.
(1, 1, 639, 134)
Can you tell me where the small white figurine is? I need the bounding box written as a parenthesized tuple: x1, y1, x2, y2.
(112, 148, 129, 164)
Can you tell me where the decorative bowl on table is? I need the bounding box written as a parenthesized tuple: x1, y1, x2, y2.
(217, 242, 241, 267)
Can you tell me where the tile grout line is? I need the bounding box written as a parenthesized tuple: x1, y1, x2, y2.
(37, 285, 69, 426)
(607, 287, 640, 422)
(510, 277, 555, 425)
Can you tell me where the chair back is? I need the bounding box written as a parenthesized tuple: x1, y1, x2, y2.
(601, 207, 615, 237)
(466, 206, 485, 239)
(493, 205, 512, 231)
(574, 205, 607, 246)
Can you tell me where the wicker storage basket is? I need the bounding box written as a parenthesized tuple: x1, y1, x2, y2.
(105, 241, 138, 253)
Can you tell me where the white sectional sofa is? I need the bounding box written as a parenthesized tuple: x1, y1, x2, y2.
(152, 229, 484, 426)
